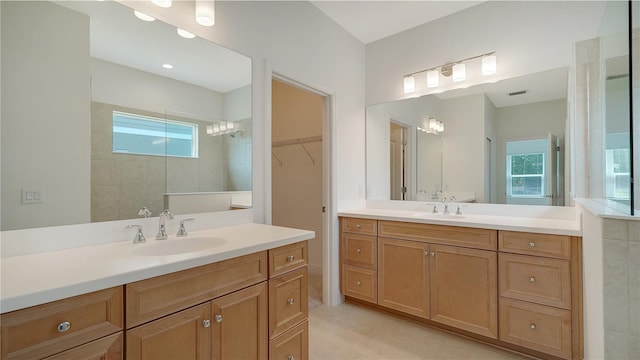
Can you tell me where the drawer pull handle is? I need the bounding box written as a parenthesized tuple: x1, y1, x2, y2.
(57, 321, 71, 333)
(287, 298, 295, 305)
(287, 255, 295, 262)
(202, 320, 211, 328)
(529, 277, 536, 283)
(215, 314, 223, 323)
(529, 241, 536, 247)
(356, 248, 361, 253)
(288, 355, 296, 360)
(356, 281, 361, 286)
(530, 323, 537, 330)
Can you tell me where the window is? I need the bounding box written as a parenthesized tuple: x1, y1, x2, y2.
(112, 111, 198, 158)
(507, 153, 545, 197)
(606, 148, 630, 199)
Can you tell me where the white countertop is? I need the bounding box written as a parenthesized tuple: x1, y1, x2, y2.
(0, 223, 314, 313)
(338, 208, 581, 236)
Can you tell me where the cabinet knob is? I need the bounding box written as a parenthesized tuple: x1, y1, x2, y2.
(529, 277, 536, 283)
(57, 321, 71, 333)
(529, 241, 536, 247)
(288, 355, 296, 360)
(356, 248, 361, 253)
(530, 323, 537, 330)
(202, 320, 211, 328)
(287, 298, 295, 305)
(430, 252, 435, 257)
(287, 255, 295, 262)
(356, 224, 361, 228)
(356, 281, 361, 286)
(215, 314, 223, 323)
(423, 250, 429, 256)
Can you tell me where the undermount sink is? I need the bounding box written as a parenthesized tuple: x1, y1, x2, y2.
(132, 236, 227, 256)
(412, 212, 466, 220)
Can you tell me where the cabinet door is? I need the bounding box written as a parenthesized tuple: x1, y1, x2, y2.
(44, 332, 122, 360)
(377, 237, 430, 319)
(212, 282, 268, 360)
(126, 303, 211, 360)
(430, 244, 498, 339)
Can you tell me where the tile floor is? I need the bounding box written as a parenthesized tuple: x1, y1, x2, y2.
(307, 271, 527, 359)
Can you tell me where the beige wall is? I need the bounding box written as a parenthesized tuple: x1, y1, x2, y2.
(1, 2, 91, 230)
(271, 80, 323, 270)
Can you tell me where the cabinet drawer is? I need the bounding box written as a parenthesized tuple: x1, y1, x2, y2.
(0, 286, 123, 360)
(378, 221, 497, 250)
(342, 264, 377, 303)
(269, 267, 308, 340)
(342, 233, 377, 269)
(43, 332, 122, 360)
(341, 217, 377, 236)
(269, 320, 308, 360)
(499, 231, 571, 259)
(499, 298, 572, 359)
(270, 241, 308, 278)
(126, 251, 268, 328)
(499, 253, 571, 309)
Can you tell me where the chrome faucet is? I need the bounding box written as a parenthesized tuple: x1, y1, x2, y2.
(176, 218, 195, 237)
(156, 209, 174, 240)
(137, 207, 152, 218)
(441, 197, 450, 214)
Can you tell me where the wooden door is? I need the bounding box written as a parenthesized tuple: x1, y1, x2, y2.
(377, 237, 430, 319)
(212, 282, 268, 360)
(430, 244, 498, 339)
(126, 303, 211, 360)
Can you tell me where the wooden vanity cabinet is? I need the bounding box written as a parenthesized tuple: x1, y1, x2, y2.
(0, 286, 123, 360)
(340, 216, 583, 360)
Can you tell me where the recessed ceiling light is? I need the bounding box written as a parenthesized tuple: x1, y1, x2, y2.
(134, 10, 155, 22)
(177, 28, 196, 39)
(151, 0, 172, 8)
(162, 64, 174, 69)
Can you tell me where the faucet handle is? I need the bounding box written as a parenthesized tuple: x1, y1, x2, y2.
(124, 224, 146, 244)
(177, 218, 195, 237)
(162, 209, 174, 220)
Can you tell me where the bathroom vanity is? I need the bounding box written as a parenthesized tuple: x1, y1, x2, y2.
(339, 208, 582, 360)
(0, 224, 313, 360)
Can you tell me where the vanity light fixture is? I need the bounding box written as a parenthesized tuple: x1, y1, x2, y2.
(195, 0, 215, 27)
(177, 28, 196, 39)
(151, 0, 172, 8)
(402, 51, 496, 93)
(403, 76, 415, 93)
(206, 121, 241, 136)
(418, 117, 444, 135)
(134, 10, 156, 22)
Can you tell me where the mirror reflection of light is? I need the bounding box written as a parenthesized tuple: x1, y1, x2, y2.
(177, 28, 196, 39)
(134, 10, 155, 22)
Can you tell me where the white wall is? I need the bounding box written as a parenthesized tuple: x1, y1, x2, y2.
(495, 99, 567, 204)
(224, 85, 252, 122)
(365, 1, 607, 105)
(441, 94, 486, 201)
(1, 2, 91, 230)
(484, 95, 498, 203)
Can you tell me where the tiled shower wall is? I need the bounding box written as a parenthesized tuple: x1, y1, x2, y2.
(602, 218, 640, 359)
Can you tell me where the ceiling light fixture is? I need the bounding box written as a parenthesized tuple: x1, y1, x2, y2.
(134, 10, 156, 22)
(162, 63, 174, 69)
(195, 0, 215, 27)
(177, 28, 196, 39)
(151, 0, 172, 8)
(402, 51, 496, 93)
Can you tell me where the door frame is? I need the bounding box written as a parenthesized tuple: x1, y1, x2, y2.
(265, 64, 339, 306)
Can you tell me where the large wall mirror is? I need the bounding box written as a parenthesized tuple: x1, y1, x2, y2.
(366, 67, 568, 206)
(1, 1, 252, 231)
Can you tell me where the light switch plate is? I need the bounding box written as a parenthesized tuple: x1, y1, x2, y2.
(22, 188, 43, 204)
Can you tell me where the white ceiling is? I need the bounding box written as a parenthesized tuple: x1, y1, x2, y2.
(311, 1, 485, 44)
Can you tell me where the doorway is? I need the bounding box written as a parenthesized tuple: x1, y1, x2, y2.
(271, 78, 325, 309)
(390, 121, 408, 200)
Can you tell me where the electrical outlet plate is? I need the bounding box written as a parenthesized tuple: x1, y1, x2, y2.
(22, 188, 43, 204)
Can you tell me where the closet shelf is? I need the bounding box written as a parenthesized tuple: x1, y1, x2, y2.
(271, 135, 322, 166)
